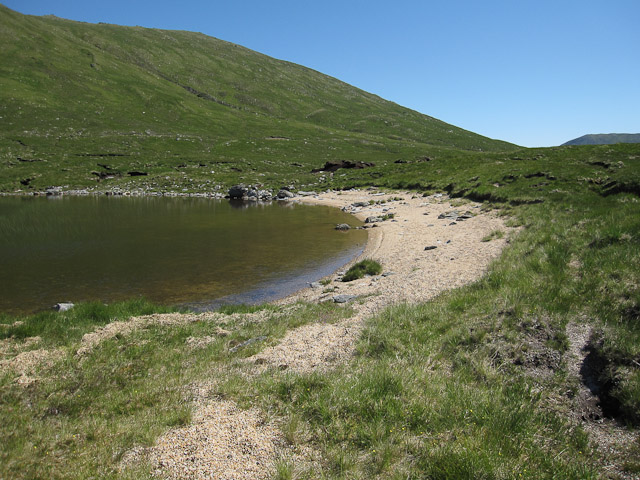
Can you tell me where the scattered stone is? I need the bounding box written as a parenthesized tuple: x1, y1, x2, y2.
(45, 186, 62, 196)
(438, 211, 459, 220)
(335, 223, 351, 231)
(309, 282, 322, 289)
(332, 294, 356, 304)
(365, 216, 383, 223)
(53, 302, 74, 312)
(424, 246, 438, 251)
(382, 271, 395, 277)
(351, 201, 369, 208)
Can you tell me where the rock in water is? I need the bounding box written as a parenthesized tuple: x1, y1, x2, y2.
(53, 302, 74, 312)
(335, 223, 351, 231)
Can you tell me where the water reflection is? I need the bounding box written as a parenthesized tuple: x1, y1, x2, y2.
(0, 196, 365, 315)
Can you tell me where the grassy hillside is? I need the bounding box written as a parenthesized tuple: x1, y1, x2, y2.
(0, 5, 515, 194)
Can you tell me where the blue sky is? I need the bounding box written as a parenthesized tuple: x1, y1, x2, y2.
(3, 0, 639, 147)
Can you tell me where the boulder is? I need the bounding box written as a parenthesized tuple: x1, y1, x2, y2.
(365, 216, 383, 224)
(228, 184, 248, 199)
(277, 189, 295, 199)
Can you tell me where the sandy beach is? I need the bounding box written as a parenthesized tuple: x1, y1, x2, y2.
(250, 189, 512, 373)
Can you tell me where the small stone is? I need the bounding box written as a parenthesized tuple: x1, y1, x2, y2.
(424, 246, 437, 251)
(333, 294, 356, 303)
(53, 302, 74, 312)
(335, 223, 351, 231)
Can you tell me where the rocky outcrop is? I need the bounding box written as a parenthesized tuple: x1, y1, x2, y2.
(311, 160, 375, 173)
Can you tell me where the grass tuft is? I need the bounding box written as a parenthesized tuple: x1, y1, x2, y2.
(342, 259, 382, 282)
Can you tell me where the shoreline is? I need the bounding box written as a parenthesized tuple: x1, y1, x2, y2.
(0, 188, 511, 318)
(247, 188, 513, 372)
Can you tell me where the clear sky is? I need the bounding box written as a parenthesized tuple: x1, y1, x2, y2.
(3, 0, 639, 147)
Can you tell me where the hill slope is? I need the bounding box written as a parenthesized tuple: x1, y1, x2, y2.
(0, 5, 516, 193)
(563, 133, 640, 146)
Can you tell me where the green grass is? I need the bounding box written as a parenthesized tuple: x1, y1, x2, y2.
(342, 259, 382, 282)
(0, 298, 178, 349)
(481, 229, 504, 242)
(0, 5, 517, 195)
(0, 301, 353, 479)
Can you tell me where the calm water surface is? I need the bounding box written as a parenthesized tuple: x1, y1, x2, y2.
(0, 196, 366, 315)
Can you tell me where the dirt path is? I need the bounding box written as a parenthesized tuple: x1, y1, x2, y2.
(565, 322, 640, 479)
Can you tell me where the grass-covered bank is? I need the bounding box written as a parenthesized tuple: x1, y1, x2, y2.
(217, 185, 639, 478)
(0, 301, 353, 479)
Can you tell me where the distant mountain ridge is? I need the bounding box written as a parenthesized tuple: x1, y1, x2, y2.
(563, 134, 640, 146)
